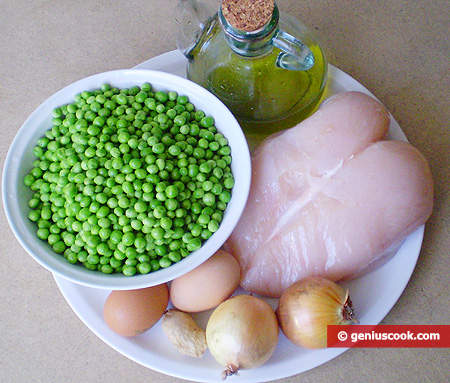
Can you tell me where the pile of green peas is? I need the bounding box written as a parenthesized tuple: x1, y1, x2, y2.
(23, 82, 235, 276)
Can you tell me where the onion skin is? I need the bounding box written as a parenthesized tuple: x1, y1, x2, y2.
(276, 276, 357, 349)
(206, 294, 279, 378)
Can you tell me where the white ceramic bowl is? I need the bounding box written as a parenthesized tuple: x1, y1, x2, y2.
(2, 69, 251, 290)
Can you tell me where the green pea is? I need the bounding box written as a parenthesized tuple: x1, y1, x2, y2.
(193, 147, 205, 159)
(201, 229, 213, 240)
(122, 265, 137, 276)
(173, 115, 186, 126)
(87, 254, 100, 265)
(197, 214, 211, 226)
(97, 243, 110, 256)
(101, 264, 114, 274)
(109, 257, 122, 268)
(135, 261, 151, 274)
(151, 227, 165, 240)
(208, 220, 220, 232)
(203, 192, 216, 206)
(37, 228, 50, 240)
(53, 241, 66, 254)
(219, 190, 232, 203)
(28, 210, 40, 222)
(199, 162, 212, 174)
(187, 238, 202, 252)
(191, 224, 203, 237)
(159, 257, 172, 268)
(168, 251, 182, 263)
(160, 217, 173, 230)
(155, 91, 168, 103)
(122, 232, 135, 246)
(200, 116, 214, 127)
(116, 94, 128, 105)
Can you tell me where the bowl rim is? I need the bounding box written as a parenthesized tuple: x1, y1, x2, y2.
(2, 68, 251, 290)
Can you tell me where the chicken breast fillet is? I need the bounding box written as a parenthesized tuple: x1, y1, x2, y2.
(225, 91, 434, 298)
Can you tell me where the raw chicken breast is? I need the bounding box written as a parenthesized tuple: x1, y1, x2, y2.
(225, 91, 434, 298)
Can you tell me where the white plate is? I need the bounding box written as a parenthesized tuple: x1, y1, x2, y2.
(54, 50, 423, 383)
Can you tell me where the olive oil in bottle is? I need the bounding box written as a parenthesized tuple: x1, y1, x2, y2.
(176, 0, 328, 141)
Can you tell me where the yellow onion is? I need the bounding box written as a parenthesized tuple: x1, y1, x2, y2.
(276, 276, 358, 349)
(206, 294, 279, 379)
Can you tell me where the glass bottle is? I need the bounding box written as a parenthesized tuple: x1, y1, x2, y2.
(175, 0, 328, 140)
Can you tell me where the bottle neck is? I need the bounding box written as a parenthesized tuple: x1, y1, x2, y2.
(218, 4, 280, 57)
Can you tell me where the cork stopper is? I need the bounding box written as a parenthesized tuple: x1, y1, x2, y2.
(221, 0, 275, 32)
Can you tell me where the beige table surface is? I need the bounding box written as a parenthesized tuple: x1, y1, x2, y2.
(1, 1, 449, 382)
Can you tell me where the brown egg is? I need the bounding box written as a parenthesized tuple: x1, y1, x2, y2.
(170, 250, 240, 312)
(103, 283, 169, 337)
